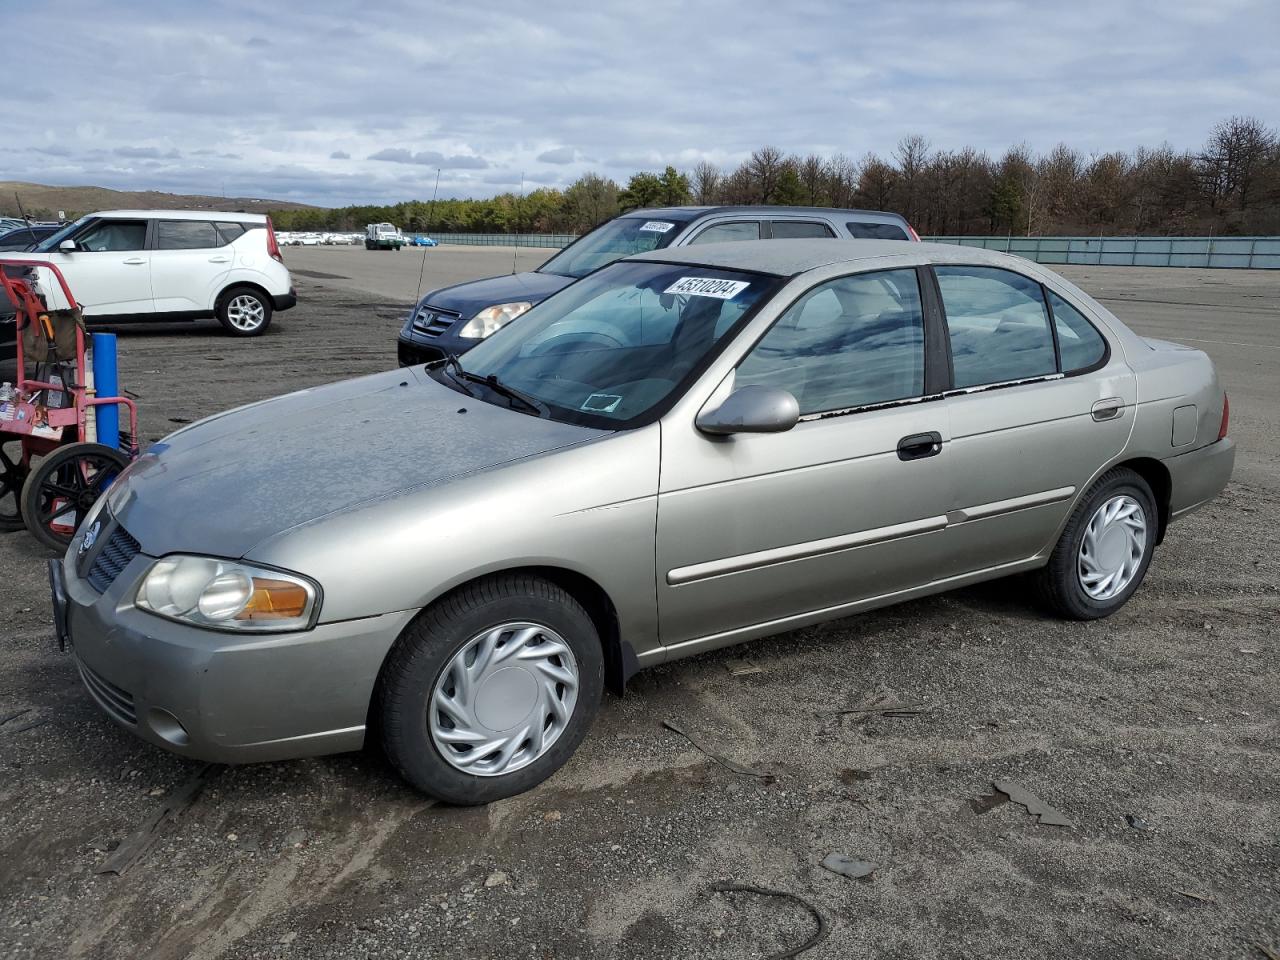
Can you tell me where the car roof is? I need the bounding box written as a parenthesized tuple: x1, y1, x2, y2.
(85, 209, 269, 223)
(622, 205, 911, 224)
(627, 238, 1017, 277)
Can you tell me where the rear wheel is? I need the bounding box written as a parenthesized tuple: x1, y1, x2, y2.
(379, 574, 603, 804)
(1034, 467, 1157, 619)
(21, 442, 129, 551)
(217, 286, 273, 337)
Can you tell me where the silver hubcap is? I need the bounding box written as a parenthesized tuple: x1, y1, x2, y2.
(1078, 494, 1147, 601)
(226, 294, 265, 331)
(429, 621, 579, 777)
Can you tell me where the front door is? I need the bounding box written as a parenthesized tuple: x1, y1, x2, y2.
(50, 217, 153, 317)
(656, 266, 953, 653)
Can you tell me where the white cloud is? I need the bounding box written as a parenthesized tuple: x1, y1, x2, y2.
(0, 0, 1274, 205)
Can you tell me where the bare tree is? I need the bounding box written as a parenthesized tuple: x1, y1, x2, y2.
(691, 160, 722, 204)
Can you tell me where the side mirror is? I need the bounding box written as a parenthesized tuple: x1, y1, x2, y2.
(696, 384, 800, 436)
(58, 240, 76, 253)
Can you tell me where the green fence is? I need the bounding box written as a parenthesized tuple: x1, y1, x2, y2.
(411, 232, 577, 249)
(926, 235, 1280, 269)
(416, 231, 1280, 267)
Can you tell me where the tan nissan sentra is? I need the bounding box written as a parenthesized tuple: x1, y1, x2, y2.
(52, 239, 1234, 804)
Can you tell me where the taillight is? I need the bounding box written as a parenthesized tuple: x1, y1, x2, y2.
(1218, 392, 1230, 440)
(906, 224, 921, 242)
(266, 216, 283, 262)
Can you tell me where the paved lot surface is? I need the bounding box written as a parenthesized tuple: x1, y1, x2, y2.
(1, 247, 1276, 959)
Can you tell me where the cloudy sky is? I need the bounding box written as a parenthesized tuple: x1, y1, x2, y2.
(4, 0, 1277, 207)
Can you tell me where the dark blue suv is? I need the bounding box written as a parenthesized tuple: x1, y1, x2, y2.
(397, 205, 917, 365)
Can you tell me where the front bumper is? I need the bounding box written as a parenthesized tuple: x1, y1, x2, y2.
(51, 545, 415, 764)
(397, 321, 478, 367)
(1164, 436, 1235, 522)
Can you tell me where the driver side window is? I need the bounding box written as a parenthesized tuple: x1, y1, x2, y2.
(736, 269, 926, 415)
(77, 219, 148, 252)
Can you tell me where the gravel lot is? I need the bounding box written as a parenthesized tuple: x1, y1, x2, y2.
(1, 246, 1276, 960)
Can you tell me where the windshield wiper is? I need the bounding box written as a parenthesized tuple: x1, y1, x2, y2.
(445, 356, 548, 417)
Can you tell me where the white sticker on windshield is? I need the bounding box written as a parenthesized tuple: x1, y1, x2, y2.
(663, 276, 751, 299)
(581, 393, 623, 413)
(639, 221, 675, 233)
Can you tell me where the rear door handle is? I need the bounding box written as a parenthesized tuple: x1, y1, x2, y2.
(208, 255, 230, 263)
(1092, 398, 1124, 422)
(897, 431, 943, 461)
(122, 257, 147, 265)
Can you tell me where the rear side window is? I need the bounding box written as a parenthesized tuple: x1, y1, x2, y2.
(1047, 290, 1106, 372)
(736, 268, 925, 415)
(936, 266, 1057, 389)
(689, 221, 761, 244)
(214, 222, 247, 245)
(157, 220, 220, 250)
(770, 220, 835, 239)
(846, 221, 909, 240)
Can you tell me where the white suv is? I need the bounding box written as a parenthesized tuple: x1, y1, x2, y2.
(19, 210, 296, 336)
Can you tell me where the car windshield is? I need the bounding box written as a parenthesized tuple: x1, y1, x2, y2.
(444, 260, 780, 428)
(538, 216, 689, 279)
(34, 216, 93, 252)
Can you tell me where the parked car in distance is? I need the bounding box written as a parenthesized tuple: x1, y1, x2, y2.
(397, 206, 919, 365)
(17, 210, 295, 336)
(410, 235, 439, 247)
(366, 222, 404, 250)
(0, 223, 64, 252)
(54, 239, 1233, 804)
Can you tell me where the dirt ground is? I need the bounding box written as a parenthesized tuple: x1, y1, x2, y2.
(1, 247, 1276, 960)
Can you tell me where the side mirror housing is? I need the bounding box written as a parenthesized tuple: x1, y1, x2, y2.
(58, 240, 76, 253)
(696, 384, 800, 436)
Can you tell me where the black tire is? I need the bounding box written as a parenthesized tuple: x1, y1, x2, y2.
(21, 442, 129, 551)
(379, 574, 604, 805)
(216, 286, 273, 337)
(1034, 467, 1158, 620)
(0, 439, 27, 531)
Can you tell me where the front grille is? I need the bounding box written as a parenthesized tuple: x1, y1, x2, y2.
(86, 524, 141, 593)
(76, 655, 137, 726)
(411, 305, 458, 338)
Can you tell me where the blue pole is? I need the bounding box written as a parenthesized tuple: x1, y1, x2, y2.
(91, 332, 119, 450)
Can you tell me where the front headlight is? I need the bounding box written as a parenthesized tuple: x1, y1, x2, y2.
(457, 301, 532, 339)
(136, 556, 319, 632)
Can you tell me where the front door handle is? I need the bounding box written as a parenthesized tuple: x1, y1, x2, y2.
(1091, 398, 1124, 422)
(122, 257, 147, 265)
(897, 431, 943, 461)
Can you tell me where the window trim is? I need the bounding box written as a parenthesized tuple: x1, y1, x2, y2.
(1042, 283, 1112, 377)
(685, 219, 763, 245)
(930, 263, 1069, 395)
(763, 219, 837, 240)
(731, 265, 937, 423)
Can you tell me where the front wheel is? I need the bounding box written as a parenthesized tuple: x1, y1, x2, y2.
(1034, 467, 1157, 620)
(0, 440, 28, 531)
(379, 574, 603, 804)
(217, 286, 273, 337)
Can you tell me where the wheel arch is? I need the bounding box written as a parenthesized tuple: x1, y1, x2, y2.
(1113, 456, 1172, 544)
(215, 280, 273, 311)
(375, 565, 639, 707)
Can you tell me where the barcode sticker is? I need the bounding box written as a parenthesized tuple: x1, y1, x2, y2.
(663, 277, 750, 299)
(639, 221, 675, 233)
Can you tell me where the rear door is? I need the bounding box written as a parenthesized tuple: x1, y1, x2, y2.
(933, 264, 1134, 574)
(150, 219, 237, 313)
(766, 219, 836, 239)
(683, 220, 764, 245)
(48, 217, 153, 316)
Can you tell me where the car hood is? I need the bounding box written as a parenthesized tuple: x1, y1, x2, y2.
(417, 270, 573, 318)
(112, 367, 607, 558)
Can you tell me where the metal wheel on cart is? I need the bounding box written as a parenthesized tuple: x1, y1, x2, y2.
(0, 439, 26, 530)
(21, 442, 129, 551)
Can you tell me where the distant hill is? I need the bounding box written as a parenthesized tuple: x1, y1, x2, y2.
(0, 181, 319, 219)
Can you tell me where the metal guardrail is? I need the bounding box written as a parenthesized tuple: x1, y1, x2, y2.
(422, 232, 577, 249)
(418, 231, 1280, 267)
(926, 235, 1280, 269)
